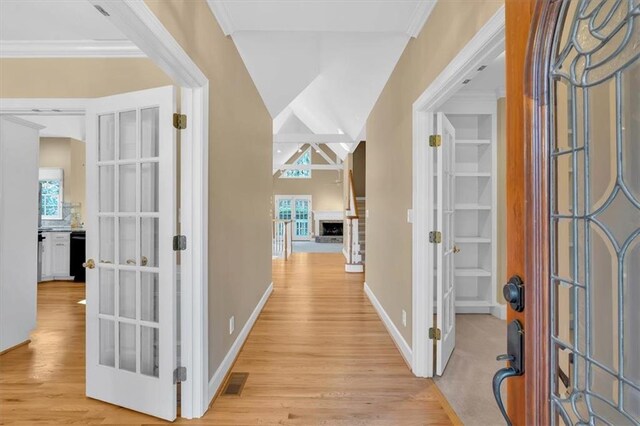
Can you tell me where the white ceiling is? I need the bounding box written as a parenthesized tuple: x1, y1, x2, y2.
(208, 1, 437, 169)
(0, 1, 127, 41)
(459, 51, 506, 96)
(0, 0, 143, 57)
(209, 0, 436, 36)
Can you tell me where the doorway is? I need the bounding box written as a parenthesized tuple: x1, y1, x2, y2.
(0, 1, 209, 420)
(275, 195, 312, 241)
(410, 6, 507, 424)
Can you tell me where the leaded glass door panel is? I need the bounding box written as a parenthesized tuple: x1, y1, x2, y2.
(548, 1, 639, 424)
(85, 86, 177, 421)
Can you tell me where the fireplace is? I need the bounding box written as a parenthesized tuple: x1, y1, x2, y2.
(320, 221, 343, 237)
(315, 220, 343, 243)
(313, 211, 344, 243)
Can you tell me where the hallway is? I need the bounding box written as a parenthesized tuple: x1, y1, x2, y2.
(0, 254, 459, 425)
(209, 253, 458, 424)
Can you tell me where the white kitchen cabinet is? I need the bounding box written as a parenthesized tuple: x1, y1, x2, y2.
(40, 232, 72, 280)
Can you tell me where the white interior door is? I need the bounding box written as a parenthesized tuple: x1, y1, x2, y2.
(436, 112, 456, 375)
(85, 86, 177, 421)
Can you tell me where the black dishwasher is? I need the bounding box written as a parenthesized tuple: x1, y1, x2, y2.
(70, 231, 86, 282)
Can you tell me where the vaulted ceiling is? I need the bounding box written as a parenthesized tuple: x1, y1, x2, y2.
(207, 0, 437, 171)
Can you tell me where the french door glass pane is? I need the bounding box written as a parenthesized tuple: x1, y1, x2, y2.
(99, 217, 115, 264)
(278, 200, 291, 220)
(99, 318, 115, 367)
(119, 322, 136, 372)
(99, 166, 114, 213)
(141, 272, 159, 323)
(99, 114, 115, 162)
(119, 110, 137, 160)
(295, 200, 309, 237)
(119, 165, 136, 213)
(140, 218, 159, 267)
(141, 108, 159, 158)
(119, 217, 136, 266)
(141, 162, 159, 212)
(119, 271, 136, 320)
(140, 326, 159, 378)
(99, 269, 115, 315)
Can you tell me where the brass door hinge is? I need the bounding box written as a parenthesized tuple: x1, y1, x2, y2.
(429, 231, 442, 244)
(429, 134, 441, 147)
(429, 327, 441, 340)
(173, 113, 187, 130)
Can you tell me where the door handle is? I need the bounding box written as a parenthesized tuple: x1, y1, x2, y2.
(83, 259, 95, 269)
(453, 245, 461, 254)
(141, 256, 148, 266)
(493, 319, 524, 426)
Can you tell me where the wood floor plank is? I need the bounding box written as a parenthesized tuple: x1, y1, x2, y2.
(0, 254, 459, 425)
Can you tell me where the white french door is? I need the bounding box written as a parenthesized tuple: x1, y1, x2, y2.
(275, 195, 312, 240)
(435, 112, 456, 375)
(85, 86, 177, 420)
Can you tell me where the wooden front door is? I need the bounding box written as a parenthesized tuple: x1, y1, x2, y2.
(506, 0, 639, 424)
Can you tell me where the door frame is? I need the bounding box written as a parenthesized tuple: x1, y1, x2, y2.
(410, 6, 505, 377)
(274, 195, 313, 241)
(0, 1, 210, 418)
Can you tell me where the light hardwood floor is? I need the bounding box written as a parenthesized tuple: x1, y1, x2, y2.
(0, 254, 459, 425)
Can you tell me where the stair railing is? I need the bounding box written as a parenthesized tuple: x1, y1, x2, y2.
(345, 171, 362, 268)
(272, 219, 292, 260)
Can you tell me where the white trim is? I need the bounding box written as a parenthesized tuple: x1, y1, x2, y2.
(279, 164, 343, 171)
(0, 40, 144, 58)
(92, 1, 210, 418)
(342, 247, 349, 261)
(491, 304, 507, 320)
(0, 1, 211, 418)
(0, 99, 87, 116)
(406, 1, 437, 38)
(345, 263, 364, 273)
(364, 282, 412, 368)
(0, 115, 46, 130)
(411, 5, 505, 379)
(274, 133, 354, 144)
(208, 282, 273, 401)
(206, 0, 235, 36)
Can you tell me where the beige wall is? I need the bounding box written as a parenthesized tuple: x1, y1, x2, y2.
(39, 137, 86, 222)
(0, 58, 171, 98)
(366, 0, 503, 346)
(144, 0, 273, 379)
(352, 142, 366, 197)
(273, 145, 344, 232)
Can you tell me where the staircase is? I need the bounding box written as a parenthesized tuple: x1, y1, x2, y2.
(356, 197, 366, 263)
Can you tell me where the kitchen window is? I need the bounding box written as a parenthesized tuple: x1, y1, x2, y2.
(39, 168, 64, 220)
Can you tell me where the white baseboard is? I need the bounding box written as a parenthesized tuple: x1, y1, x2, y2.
(363, 282, 412, 368)
(342, 247, 348, 260)
(208, 282, 273, 403)
(491, 303, 507, 320)
(345, 263, 364, 273)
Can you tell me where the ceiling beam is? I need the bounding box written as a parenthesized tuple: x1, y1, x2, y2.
(277, 164, 343, 171)
(309, 143, 336, 165)
(273, 133, 354, 144)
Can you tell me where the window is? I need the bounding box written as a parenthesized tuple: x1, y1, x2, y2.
(282, 148, 312, 179)
(39, 168, 64, 220)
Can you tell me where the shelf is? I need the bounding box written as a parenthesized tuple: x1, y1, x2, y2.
(457, 139, 491, 145)
(455, 204, 491, 210)
(456, 236, 491, 244)
(455, 172, 491, 177)
(455, 268, 491, 277)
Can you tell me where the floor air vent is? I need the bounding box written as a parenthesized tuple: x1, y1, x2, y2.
(222, 372, 248, 396)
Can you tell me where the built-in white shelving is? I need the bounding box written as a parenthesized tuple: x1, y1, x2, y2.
(439, 101, 498, 314)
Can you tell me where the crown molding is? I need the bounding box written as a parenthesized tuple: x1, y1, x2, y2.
(206, 0, 235, 36)
(0, 40, 145, 58)
(406, 1, 437, 38)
